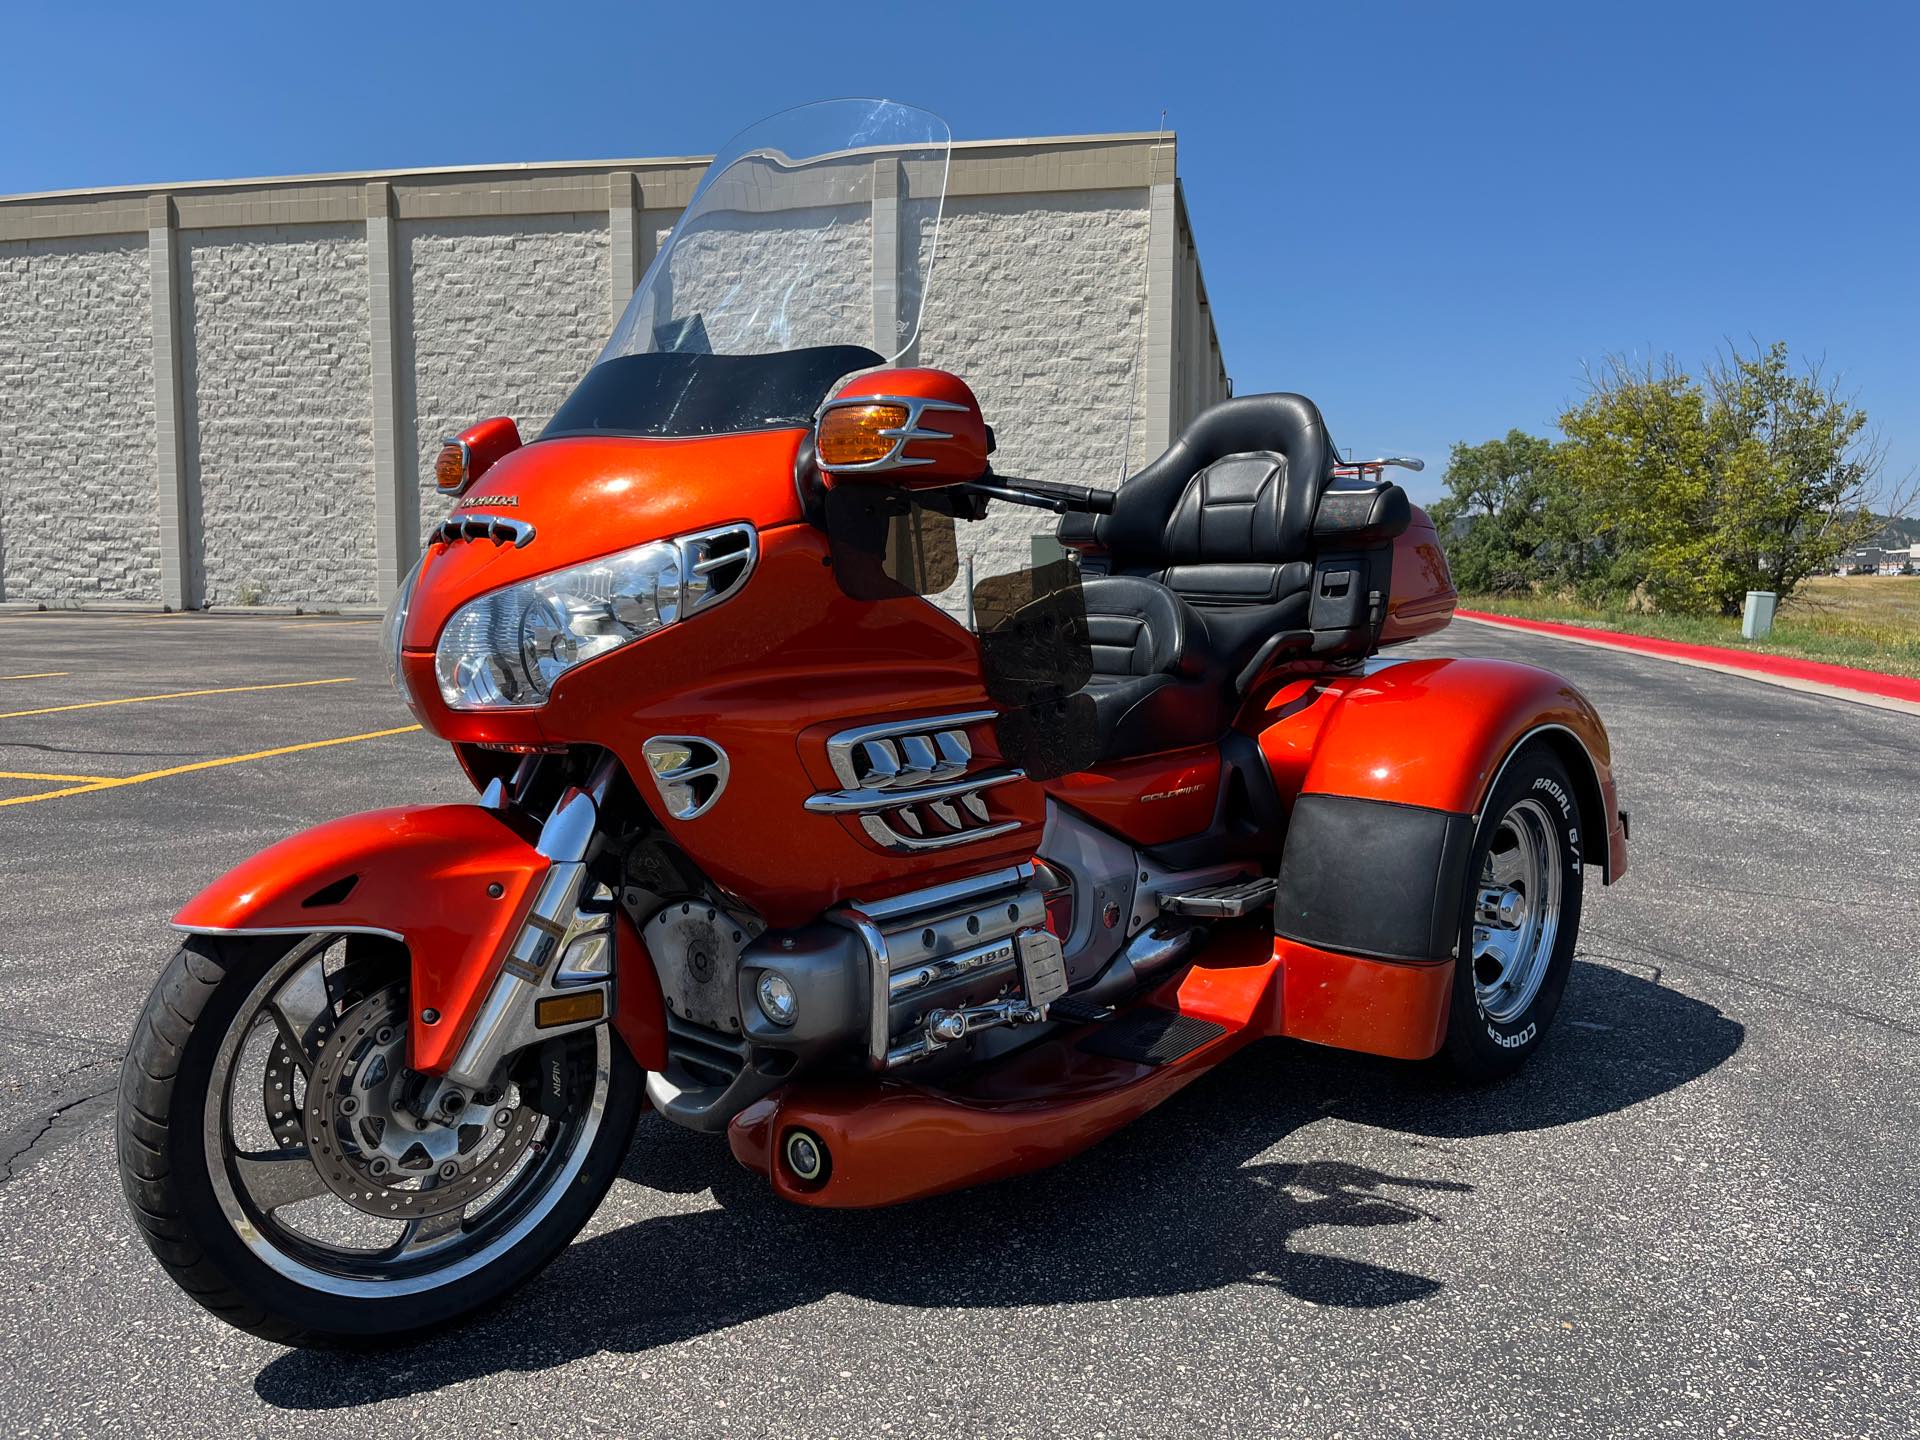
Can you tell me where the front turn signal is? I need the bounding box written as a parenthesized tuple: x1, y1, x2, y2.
(434, 442, 469, 493)
(817, 403, 909, 466)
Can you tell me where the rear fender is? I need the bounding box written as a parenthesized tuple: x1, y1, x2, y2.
(172, 804, 667, 1073)
(1251, 657, 1625, 884)
(1246, 659, 1626, 1057)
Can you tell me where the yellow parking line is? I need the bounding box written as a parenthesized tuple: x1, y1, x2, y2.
(0, 724, 424, 808)
(0, 672, 70, 681)
(0, 769, 118, 784)
(0, 677, 353, 721)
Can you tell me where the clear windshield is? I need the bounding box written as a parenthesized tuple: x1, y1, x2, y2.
(602, 99, 950, 363)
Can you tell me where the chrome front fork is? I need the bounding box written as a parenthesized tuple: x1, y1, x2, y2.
(440, 758, 619, 1093)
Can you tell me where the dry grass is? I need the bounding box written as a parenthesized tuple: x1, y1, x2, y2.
(1460, 576, 1920, 679)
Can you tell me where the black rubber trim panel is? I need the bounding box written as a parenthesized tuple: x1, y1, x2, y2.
(1079, 1008, 1227, 1066)
(1273, 793, 1476, 962)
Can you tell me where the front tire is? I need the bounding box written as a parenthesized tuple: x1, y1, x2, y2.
(116, 933, 643, 1346)
(1440, 743, 1585, 1080)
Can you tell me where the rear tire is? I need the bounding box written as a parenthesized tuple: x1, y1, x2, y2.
(1440, 743, 1585, 1080)
(116, 934, 643, 1346)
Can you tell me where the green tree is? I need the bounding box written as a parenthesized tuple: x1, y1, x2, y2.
(1701, 340, 1884, 609)
(1429, 430, 1576, 594)
(1557, 345, 1895, 614)
(1558, 357, 1718, 611)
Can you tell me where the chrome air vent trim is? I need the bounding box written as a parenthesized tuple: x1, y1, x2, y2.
(432, 514, 537, 548)
(641, 736, 730, 821)
(802, 766, 1022, 814)
(825, 709, 996, 789)
(812, 710, 1020, 853)
(676, 523, 758, 617)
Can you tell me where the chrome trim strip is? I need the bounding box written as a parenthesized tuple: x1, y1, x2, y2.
(860, 814, 1022, 851)
(804, 766, 1023, 814)
(851, 862, 1035, 922)
(171, 922, 406, 942)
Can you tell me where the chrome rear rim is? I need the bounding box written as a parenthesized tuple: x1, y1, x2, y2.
(202, 934, 610, 1299)
(1470, 798, 1563, 1024)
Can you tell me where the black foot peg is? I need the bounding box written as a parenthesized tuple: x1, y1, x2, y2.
(1046, 995, 1115, 1025)
(1158, 876, 1278, 919)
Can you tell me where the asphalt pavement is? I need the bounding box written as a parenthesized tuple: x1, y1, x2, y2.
(0, 609, 1914, 1438)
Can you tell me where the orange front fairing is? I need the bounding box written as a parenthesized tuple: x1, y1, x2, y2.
(400, 428, 810, 655)
(398, 427, 1048, 927)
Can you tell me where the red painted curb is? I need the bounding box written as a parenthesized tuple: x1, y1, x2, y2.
(1455, 609, 1920, 705)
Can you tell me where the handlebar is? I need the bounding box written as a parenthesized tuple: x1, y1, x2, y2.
(961, 474, 1115, 516)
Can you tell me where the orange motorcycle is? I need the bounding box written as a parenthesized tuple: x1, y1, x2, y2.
(116, 100, 1628, 1344)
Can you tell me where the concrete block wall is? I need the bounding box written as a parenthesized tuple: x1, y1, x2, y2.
(920, 190, 1152, 585)
(0, 136, 1227, 610)
(0, 235, 159, 604)
(177, 223, 373, 606)
(398, 214, 610, 551)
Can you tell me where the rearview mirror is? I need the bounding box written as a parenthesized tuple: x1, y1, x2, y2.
(434, 417, 523, 496)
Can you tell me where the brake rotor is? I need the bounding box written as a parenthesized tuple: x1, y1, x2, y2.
(262, 959, 381, 1150)
(302, 986, 543, 1219)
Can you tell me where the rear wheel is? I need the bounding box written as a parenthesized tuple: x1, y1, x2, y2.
(116, 933, 643, 1345)
(1441, 744, 1585, 1079)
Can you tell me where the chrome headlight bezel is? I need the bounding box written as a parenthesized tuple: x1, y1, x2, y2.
(430, 523, 757, 712)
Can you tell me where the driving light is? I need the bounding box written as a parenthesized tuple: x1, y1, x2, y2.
(431, 525, 756, 711)
(817, 403, 908, 466)
(756, 971, 798, 1027)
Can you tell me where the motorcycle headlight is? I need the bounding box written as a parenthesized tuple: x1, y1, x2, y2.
(431, 527, 756, 711)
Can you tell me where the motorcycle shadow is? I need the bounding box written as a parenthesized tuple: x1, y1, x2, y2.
(254, 959, 1742, 1409)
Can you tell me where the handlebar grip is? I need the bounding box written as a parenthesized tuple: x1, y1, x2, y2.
(995, 475, 1116, 514)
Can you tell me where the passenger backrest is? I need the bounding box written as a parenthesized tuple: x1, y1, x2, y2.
(1086, 392, 1335, 611)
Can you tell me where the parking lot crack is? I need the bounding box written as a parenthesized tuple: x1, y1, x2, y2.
(0, 1057, 122, 1187)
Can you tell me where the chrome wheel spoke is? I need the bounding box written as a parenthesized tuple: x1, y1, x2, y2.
(235, 1149, 331, 1212)
(1485, 844, 1527, 889)
(395, 1202, 467, 1257)
(265, 954, 333, 1078)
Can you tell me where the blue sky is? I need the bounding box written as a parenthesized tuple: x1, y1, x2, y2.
(6, 0, 1914, 507)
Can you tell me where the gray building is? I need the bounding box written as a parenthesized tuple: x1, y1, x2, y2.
(0, 133, 1228, 612)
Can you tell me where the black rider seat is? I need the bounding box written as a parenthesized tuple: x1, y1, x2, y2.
(1057, 392, 1403, 762)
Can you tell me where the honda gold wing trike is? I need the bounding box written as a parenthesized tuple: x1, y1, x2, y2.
(117, 100, 1629, 1344)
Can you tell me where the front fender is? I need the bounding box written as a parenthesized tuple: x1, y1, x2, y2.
(172, 804, 667, 1074)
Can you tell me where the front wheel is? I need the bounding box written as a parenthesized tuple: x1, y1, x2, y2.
(116, 933, 643, 1345)
(1440, 743, 1586, 1080)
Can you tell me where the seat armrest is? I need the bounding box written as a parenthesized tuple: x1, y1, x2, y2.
(1313, 481, 1410, 547)
(1057, 509, 1105, 556)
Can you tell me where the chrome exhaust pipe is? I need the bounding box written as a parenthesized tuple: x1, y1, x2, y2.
(1076, 921, 1206, 1009)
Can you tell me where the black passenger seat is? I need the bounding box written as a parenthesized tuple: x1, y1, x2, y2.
(1055, 392, 1408, 762)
